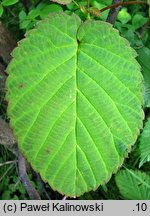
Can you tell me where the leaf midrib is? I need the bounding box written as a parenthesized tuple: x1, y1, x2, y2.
(75, 36, 78, 195)
(126, 168, 150, 190)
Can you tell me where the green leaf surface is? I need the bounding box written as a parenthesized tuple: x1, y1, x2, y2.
(117, 8, 131, 25)
(148, 0, 150, 16)
(19, 10, 26, 22)
(39, 4, 63, 19)
(139, 117, 150, 167)
(0, 4, 3, 17)
(50, 0, 72, 5)
(6, 13, 144, 197)
(67, 2, 77, 10)
(92, 0, 112, 5)
(26, 9, 40, 19)
(132, 14, 147, 30)
(91, 1, 110, 20)
(19, 9, 40, 30)
(115, 169, 150, 200)
(137, 47, 150, 108)
(2, 0, 18, 6)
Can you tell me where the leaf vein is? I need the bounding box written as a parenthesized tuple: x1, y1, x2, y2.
(34, 102, 75, 162)
(11, 56, 75, 112)
(19, 76, 74, 147)
(77, 116, 109, 175)
(79, 49, 140, 103)
(79, 67, 133, 137)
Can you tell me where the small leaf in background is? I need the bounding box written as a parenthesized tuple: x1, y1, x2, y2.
(50, 0, 72, 5)
(124, 29, 135, 45)
(2, 0, 19, 6)
(137, 47, 150, 108)
(67, 2, 78, 10)
(19, 9, 40, 30)
(132, 14, 147, 30)
(117, 8, 132, 25)
(26, 8, 40, 20)
(93, 0, 112, 5)
(115, 169, 150, 200)
(0, 4, 3, 17)
(39, 4, 63, 19)
(139, 117, 150, 167)
(19, 3, 63, 30)
(19, 10, 26, 22)
(66, 1, 87, 20)
(90, 1, 110, 20)
(1, 191, 11, 200)
(148, 0, 150, 16)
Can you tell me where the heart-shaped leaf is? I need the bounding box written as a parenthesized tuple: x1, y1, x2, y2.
(6, 13, 144, 197)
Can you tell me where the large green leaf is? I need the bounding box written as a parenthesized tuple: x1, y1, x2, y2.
(137, 47, 150, 108)
(6, 13, 144, 197)
(115, 169, 150, 200)
(139, 117, 150, 167)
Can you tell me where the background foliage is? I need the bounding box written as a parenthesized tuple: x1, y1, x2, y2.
(0, 0, 150, 200)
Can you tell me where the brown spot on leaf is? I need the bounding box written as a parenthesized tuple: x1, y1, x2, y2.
(46, 148, 51, 154)
(19, 83, 24, 89)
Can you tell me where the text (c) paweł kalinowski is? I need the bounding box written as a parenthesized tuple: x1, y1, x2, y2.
(20, 202, 103, 212)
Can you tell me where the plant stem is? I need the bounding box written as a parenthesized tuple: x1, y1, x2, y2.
(100, 1, 147, 13)
(107, 0, 123, 25)
(18, 151, 41, 200)
(72, 0, 80, 7)
(6, 7, 17, 18)
(23, 0, 30, 13)
(87, 0, 90, 9)
(37, 174, 51, 200)
(0, 164, 15, 182)
(0, 160, 17, 167)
